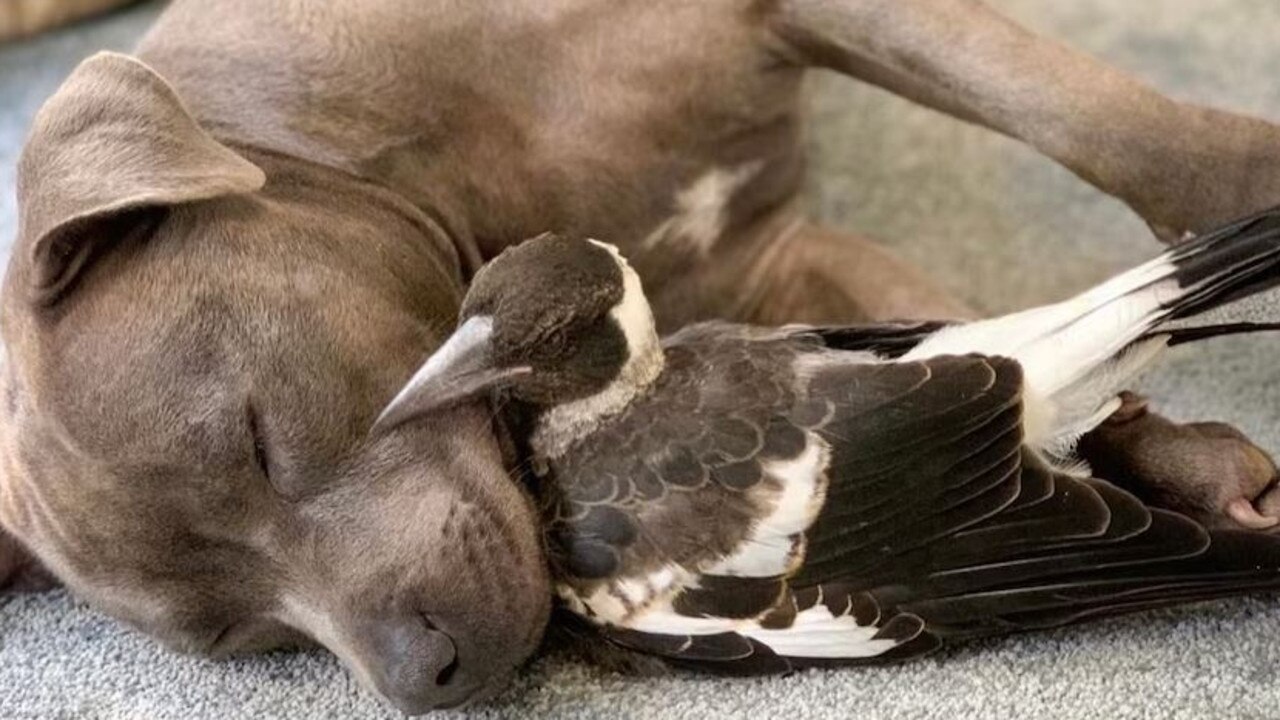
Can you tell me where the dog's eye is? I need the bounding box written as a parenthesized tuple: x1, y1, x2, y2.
(247, 404, 273, 481)
(252, 435, 271, 479)
(246, 405, 313, 500)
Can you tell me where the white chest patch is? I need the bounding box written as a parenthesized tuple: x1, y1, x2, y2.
(642, 162, 764, 256)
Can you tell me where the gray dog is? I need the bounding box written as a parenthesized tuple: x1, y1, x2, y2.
(4, 0, 1280, 713)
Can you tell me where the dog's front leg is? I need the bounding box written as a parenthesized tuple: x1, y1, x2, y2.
(769, 0, 1280, 240)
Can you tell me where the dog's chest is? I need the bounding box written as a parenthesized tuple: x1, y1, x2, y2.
(382, 1, 807, 257)
(144, 0, 806, 266)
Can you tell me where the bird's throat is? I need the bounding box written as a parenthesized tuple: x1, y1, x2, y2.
(531, 341, 665, 460)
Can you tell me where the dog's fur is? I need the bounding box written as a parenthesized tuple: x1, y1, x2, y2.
(5, 0, 1280, 712)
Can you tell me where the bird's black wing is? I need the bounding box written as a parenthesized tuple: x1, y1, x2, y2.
(558, 325, 1280, 673)
(804, 319, 956, 358)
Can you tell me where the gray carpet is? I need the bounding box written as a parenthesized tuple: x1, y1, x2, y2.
(4, 1, 1280, 718)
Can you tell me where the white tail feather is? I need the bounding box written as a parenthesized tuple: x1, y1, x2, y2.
(900, 256, 1185, 458)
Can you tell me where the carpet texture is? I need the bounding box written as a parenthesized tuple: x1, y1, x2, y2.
(4, 2, 1280, 718)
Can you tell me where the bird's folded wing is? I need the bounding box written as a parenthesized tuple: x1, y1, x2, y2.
(595, 351, 1280, 673)
(799, 320, 957, 358)
(796, 354, 1029, 586)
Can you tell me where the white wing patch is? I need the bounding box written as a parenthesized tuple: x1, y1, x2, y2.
(620, 590, 900, 660)
(702, 436, 830, 577)
(743, 601, 899, 659)
(557, 433, 906, 661)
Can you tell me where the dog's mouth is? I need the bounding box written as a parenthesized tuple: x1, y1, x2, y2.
(200, 617, 315, 658)
(206, 624, 236, 655)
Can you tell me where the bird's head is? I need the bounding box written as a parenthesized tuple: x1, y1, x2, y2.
(374, 233, 662, 430)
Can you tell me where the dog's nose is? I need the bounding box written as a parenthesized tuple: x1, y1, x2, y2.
(359, 614, 470, 713)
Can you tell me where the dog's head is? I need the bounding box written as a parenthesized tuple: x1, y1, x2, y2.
(0, 53, 550, 713)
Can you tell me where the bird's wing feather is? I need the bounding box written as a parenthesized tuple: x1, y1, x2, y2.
(801, 320, 955, 358)
(795, 354, 1027, 584)
(545, 325, 1280, 672)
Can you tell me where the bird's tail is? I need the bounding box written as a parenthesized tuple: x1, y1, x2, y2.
(903, 206, 1280, 454)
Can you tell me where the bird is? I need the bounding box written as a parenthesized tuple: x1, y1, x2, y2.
(373, 211, 1280, 673)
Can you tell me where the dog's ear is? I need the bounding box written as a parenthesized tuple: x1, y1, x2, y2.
(0, 524, 58, 593)
(15, 51, 265, 304)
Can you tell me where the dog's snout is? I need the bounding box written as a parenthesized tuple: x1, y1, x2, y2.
(361, 614, 471, 713)
(385, 619, 457, 686)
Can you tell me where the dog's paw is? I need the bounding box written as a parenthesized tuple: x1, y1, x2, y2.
(1077, 392, 1280, 531)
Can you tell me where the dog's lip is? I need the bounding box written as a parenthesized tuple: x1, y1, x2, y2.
(208, 624, 234, 652)
(424, 672, 513, 712)
(201, 622, 240, 656)
(421, 684, 484, 712)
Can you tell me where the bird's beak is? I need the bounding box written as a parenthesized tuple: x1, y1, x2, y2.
(372, 316, 531, 435)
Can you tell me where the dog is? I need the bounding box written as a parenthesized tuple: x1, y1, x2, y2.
(5, 0, 1280, 713)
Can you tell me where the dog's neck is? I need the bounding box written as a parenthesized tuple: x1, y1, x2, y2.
(219, 148, 485, 342)
(238, 146, 483, 285)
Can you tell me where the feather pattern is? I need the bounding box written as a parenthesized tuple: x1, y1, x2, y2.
(902, 206, 1280, 457)
(527, 208, 1280, 672)
(538, 318, 1280, 672)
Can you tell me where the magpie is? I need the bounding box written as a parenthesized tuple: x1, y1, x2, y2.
(375, 211, 1280, 673)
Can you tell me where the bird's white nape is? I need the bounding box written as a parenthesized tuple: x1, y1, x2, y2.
(533, 240, 664, 458)
(588, 239, 662, 367)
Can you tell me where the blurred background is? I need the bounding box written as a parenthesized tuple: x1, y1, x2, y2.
(0, 0, 139, 43)
(3, 2, 1280, 719)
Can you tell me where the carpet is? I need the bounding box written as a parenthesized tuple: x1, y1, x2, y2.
(4, 1, 1280, 718)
